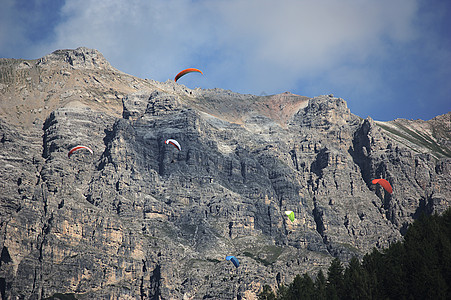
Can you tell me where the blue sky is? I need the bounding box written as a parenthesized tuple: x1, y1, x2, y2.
(1, 0, 450, 121)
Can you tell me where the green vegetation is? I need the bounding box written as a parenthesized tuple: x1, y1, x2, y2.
(376, 122, 451, 158)
(395, 122, 451, 158)
(259, 208, 451, 299)
(206, 258, 221, 263)
(243, 245, 284, 266)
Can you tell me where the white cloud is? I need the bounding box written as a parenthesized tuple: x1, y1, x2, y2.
(44, 0, 212, 80)
(42, 0, 418, 86)
(9, 0, 449, 120)
(206, 0, 419, 91)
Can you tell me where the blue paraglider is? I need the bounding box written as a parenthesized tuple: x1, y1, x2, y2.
(226, 255, 239, 268)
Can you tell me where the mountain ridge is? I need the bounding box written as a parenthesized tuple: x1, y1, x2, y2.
(0, 47, 449, 299)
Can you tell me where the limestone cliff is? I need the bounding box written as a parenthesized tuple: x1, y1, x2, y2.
(0, 48, 449, 299)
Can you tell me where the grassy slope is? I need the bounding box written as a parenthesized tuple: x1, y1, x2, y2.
(375, 113, 451, 159)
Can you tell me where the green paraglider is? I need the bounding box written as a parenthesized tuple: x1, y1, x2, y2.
(285, 211, 295, 222)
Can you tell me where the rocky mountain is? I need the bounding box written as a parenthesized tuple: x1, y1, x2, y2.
(0, 47, 449, 299)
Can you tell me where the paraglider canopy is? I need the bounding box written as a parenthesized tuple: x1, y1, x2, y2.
(226, 256, 239, 268)
(174, 68, 203, 82)
(68, 145, 93, 158)
(285, 211, 295, 222)
(165, 139, 181, 151)
(372, 179, 393, 194)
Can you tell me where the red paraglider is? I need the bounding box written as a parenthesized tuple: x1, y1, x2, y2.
(174, 68, 203, 82)
(372, 179, 393, 194)
(68, 145, 93, 158)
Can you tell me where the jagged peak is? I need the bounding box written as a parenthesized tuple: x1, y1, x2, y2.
(364, 116, 375, 124)
(36, 47, 115, 70)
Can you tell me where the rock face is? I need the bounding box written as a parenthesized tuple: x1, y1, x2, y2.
(0, 48, 450, 299)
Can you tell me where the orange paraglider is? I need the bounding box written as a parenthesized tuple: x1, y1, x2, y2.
(372, 179, 393, 194)
(174, 68, 203, 82)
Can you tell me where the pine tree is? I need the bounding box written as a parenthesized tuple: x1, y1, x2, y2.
(343, 256, 370, 299)
(326, 257, 344, 300)
(362, 248, 384, 299)
(300, 273, 315, 299)
(439, 209, 451, 298)
(276, 284, 289, 300)
(288, 274, 303, 299)
(287, 273, 315, 300)
(382, 241, 408, 299)
(403, 212, 449, 299)
(314, 269, 327, 300)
